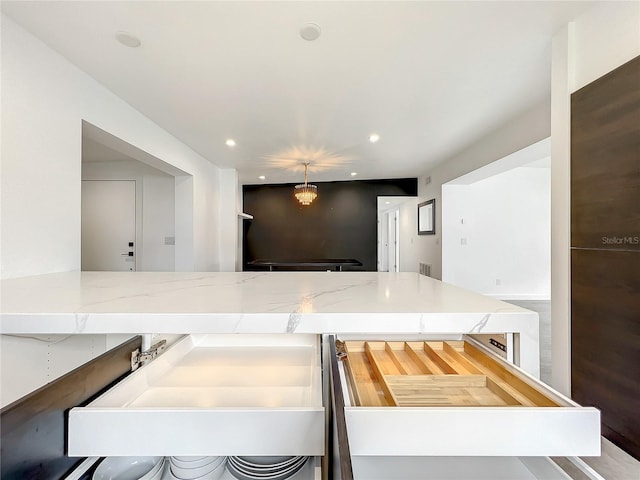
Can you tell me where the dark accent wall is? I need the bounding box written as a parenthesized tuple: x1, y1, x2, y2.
(571, 55, 640, 460)
(243, 178, 417, 271)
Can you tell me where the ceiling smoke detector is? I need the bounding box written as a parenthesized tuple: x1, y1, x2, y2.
(300, 23, 321, 42)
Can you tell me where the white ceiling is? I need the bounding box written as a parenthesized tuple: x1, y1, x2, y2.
(2, 1, 598, 185)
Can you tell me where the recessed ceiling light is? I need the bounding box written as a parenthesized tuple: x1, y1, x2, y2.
(300, 23, 321, 41)
(369, 133, 380, 143)
(350, 172, 357, 176)
(225, 139, 236, 147)
(385, 201, 391, 205)
(115, 31, 141, 48)
(259, 175, 266, 180)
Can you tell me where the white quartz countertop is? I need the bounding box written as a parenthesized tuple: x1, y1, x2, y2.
(0, 271, 537, 336)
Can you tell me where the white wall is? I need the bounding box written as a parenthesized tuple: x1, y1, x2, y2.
(175, 175, 195, 271)
(442, 166, 550, 299)
(550, 1, 640, 395)
(236, 181, 246, 272)
(572, 2, 640, 92)
(398, 199, 419, 273)
(142, 175, 175, 271)
(0, 14, 238, 405)
(218, 168, 239, 272)
(417, 101, 551, 281)
(1, 14, 234, 279)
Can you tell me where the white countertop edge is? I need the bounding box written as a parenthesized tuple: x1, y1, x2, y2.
(0, 271, 539, 336)
(0, 311, 539, 335)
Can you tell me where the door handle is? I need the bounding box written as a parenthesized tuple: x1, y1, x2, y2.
(121, 252, 134, 256)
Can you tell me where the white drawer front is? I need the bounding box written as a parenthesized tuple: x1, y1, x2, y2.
(69, 409, 324, 456)
(344, 407, 600, 456)
(69, 334, 324, 456)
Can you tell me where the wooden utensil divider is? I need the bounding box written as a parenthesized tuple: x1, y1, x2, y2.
(344, 340, 559, 408)
(462, 342, 558, 407)
(364, 342, 400, 406)
(422, 342, 459, 374)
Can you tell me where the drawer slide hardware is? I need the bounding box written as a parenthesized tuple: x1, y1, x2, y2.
(131, 339, 167, 371)
(489, 338, 507, 352)
(335, 339, 347, 360)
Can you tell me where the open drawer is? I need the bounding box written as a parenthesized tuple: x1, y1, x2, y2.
(68, 334, 324, 457)
(335, 337, 600, 457)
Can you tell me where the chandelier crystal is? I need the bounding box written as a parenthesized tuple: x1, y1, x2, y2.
(294, 163, 318, 206)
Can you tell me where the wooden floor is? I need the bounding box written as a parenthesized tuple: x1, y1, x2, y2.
(507, 301, 640, 480)
(552, 438, 640, 480)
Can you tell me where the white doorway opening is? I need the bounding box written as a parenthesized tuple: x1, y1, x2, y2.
(377, 197, 412, 272)
(81, 121, 193, 272)
(378, 209, 399, 272)
(441, 137, 551, 300)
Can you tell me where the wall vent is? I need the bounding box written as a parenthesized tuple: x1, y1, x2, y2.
(419, 263, 432, 277)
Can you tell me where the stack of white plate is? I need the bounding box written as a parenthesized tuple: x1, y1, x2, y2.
(93, 456, 165, 480)
(227, 456, 308, 480)
(163, 456, 226, 480)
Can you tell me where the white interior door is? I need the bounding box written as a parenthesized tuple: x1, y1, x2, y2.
(379, 213, 389, 272)
(82, 180, 136, 271)
(387, 209, 399, 273)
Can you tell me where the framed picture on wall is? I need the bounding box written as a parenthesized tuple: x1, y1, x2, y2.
(418, 199, 435, 235)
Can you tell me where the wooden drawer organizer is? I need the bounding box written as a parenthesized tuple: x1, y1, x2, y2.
(343, 340, 558, 408)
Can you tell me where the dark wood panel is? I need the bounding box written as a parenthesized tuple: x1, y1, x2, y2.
(0, 336, 142, 480)
(571, 55, 640, 250)
(243, 178, 417, 271)
(571, 249, 640, 459)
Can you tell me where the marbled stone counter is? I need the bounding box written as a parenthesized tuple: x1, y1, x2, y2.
(0, 271, 539, 375)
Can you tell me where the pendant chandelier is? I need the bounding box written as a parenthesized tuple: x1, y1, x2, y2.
(294, 162, 318, 206)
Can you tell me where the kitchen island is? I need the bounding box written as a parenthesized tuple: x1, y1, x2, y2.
(1, 271, 601, 480)
(0, 271, 539, 375)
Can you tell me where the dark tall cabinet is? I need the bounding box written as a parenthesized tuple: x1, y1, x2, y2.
(571, 55, 640, 459)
